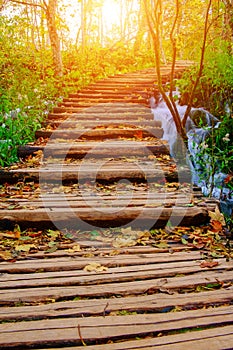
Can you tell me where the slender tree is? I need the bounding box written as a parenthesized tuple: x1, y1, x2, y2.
(143, 0, 213, 141)
(5, 0, 63, 76)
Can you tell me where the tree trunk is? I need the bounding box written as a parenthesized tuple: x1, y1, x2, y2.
(134, 0, 147, 54)
(45, 0, 63, 77)
(81, 0, 87, 52)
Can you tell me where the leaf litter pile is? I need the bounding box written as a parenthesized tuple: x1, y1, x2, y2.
(0, 152, 232, 262)
(0, 177, 232, 263)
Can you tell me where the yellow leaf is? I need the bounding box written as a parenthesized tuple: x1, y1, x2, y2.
(121, 227, 133, 235)
(66, 244, 81, 253)
(83, 263, 108, 272)
(208, 206, 226, 226)
(113, 237, 137, 248)
(15, 244, 36, 252)
(0, 251, 13, 260)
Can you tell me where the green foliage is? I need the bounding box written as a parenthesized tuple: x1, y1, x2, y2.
(0, 107, 42, 166)
(178, 40, 233, 196)
(178, 40, 233, 116)
(0, 13, 154, 167)
(207, 115, 233, 174)
(193, 114, 233, 195)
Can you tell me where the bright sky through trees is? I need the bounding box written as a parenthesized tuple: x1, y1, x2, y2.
(63, 0, 139, 43)
(102, 0, 121, 30)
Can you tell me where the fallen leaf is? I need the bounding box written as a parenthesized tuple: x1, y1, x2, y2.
(83, 263, 108, 272)
(0, 231, 20, 239)
(0, 251, 13, 260)
(200, 261, 219, 268)
(209, 206, 226, 226)
(47, 229, 60, 239)
(211, 220, 223, 233)
(113, 237, 137, 248)
(154, 242, 169, 249)
(134, 130, 143, 139)
(224, 174, 232, 184)
(121, 227, 133, 235)
(65, 244, 81, 253)
(46, 245, 58, 253)
(15, 244, 36, 252)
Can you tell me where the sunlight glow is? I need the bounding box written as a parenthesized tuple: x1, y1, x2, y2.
(102, 0, 121, 30)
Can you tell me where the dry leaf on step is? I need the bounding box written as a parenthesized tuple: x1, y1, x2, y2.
(65, 244, 81, 253)
(83, 262, 108, 272)
(113, 237, 137, 248)
(209, 206, 226, 226)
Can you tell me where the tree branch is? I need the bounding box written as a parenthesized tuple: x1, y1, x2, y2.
(182, 0, 212, 127)
(8, 0, 46, 11)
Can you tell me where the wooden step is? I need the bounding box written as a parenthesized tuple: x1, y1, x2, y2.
(1, 160, 190, 182)
(52, 103, 152, 114)
(0, 242, 231, 350)
(47, 111, 154, 120)
(69, 91, 150, 98)
(44, 120, 161, 129)
(35, 127, 163, 140)
(18, 140, 170, 158)
(61, 97, 148, 104)
(0, 287, 231, 322)
(0, 204, 213, 229)
(58, 100, 148, 108)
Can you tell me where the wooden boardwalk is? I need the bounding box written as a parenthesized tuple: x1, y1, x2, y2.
(0, 63, 232, 349)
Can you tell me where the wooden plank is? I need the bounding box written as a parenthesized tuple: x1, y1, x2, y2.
(68, 92, 150, 98)
(60, 97, 148, 104)
(45, 120, 161, 128)
(0, 206, 211, 229)
(0, 259, 231, 289)
(0, 196, 196, 209)
(52, 106, 152, 114)
(0, 190, 201, 203)
(0, 289, 232, 322)
(29, 244, 194, 259)
(0, 196, 215, 213)
(0, 306, 232, 348)
(18, 141, 170, 158)
(0, 251, 206, 273)
(35, 127, 163, 140)
(3, 164, 184, 182)
(36, 326, 233, 350)
(47, 113, 154, 121)
(0, 270, 231, 303)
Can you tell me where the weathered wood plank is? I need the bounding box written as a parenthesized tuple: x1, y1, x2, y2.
(52, 106, 152, 114)
(0, 191, 205, 209)
(0, 258, 231, 289)
(0, 289, 231, 322)
(0, 270, 232, 303)
(0, 197, 197, 209)
(18, 140, 170, 158)
(35, 127, 163, 140)
(47, 112, 155, 120)
(0, 206, 211, 229)
(0, 251, 206, 273)
(45, 120, 161, 128)
(59, 97, 148, 105)
(68, 92, 149, 99)
(0, 306, 232, 348)
(36, 325, 233, 350)
(2, 164, 187, 182)
(29, 244, 194, 259)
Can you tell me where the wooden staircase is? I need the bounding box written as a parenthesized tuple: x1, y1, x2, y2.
(0, 63, 215, 230)
(0, 63, 232, 349)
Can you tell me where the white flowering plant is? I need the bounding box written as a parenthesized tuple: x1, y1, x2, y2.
(204, 114, 233, 192)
